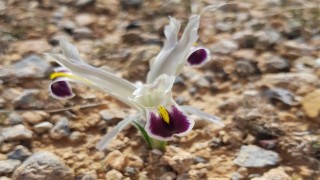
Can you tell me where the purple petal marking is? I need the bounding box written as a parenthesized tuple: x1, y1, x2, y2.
(148, 105, 193, 139)
(187, 48, 209, 66)
(50, 80, 74, 99)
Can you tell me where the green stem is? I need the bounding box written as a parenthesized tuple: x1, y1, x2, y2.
(133, 121, 167, 151)
(150, 138, 167, 151)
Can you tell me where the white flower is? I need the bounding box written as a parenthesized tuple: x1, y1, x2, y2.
(46, 15, 222, 151)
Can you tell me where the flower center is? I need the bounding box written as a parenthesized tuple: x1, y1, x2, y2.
(158, 105, 170, 124)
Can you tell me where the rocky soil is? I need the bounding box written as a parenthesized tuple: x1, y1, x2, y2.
(1, 0, 320, 179)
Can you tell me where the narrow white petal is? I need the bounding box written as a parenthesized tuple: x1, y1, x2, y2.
(147, 15, 200, 83)
(181, 106, 224, 126)
(96, 113, 142, 151)
(45, 53, 140, 109)
(174, 15, 200, 74)
(59, 40, 83, 62)
(149, 17, 181, 69)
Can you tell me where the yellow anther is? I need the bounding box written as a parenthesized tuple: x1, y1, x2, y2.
(193, 42, 198, 46)
(158, 105, 170, 124)
(50, 72, 92, 84)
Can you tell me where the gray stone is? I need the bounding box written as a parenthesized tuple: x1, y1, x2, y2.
(12, 89, 44, 109)
(258, 55, 290, 73)
(11, 55, 52, 78)
(193, 156, 207, 164)
(7, 145, 32, 161)
(124, 167, 136, 175)
(255, 30, 281, 48)
(262, 88, 295, 106)
(235, 60, 258, 76)
(215, 22, 233, 32)
(99, 109, 126, 124)
(49, 117, 70, 140)
(33, 122, 53, 133)
(210, 39, 238, 54)
(0, 159, 21, 174)
(58, 20, 76, 32)
(12, 152, 74, 180)
(8, 113, 23, 125)
(233, 145, 281, 168)
(74, 27, 93, 39)
(0, 125, 33, 141)
(195, 77, 210, 88)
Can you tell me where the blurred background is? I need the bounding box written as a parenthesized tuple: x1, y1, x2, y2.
(0, 0, 320, 179)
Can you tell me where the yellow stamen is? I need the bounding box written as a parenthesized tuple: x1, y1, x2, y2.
(158, 105, 170, 124)
(50, 72, 92, 84)
(193, 42, 198, 46)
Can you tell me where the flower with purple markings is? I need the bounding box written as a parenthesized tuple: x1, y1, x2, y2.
(46, 15, 222, 151)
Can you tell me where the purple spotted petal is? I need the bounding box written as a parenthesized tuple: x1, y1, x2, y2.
(146, 105, 194, 140)
(187, 47, 210, 67)
(50, 79, 74, 99)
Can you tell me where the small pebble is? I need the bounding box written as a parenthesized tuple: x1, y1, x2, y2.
(0, 125, 33, 141)
(33, 122, 54, 133)
(0, 159, 21, 174)
(7, 145, 32, 161)
(49, 117, 70, 140)
(8, 113, 23, 125)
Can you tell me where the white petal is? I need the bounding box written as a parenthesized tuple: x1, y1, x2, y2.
(45, 53, 139, 108)
(59, 40, 83, 62)
(149, 17, 181, 69)
(133, 74, 175, 108)
(181, 106, 224, 126)
(96, 113, 142, 151)
(147, 15, 200, 83)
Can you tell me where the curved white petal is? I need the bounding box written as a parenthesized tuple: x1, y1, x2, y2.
(96, 113, 142, 151)
(147, 15, 200, 83)
(45, 53, 139, 109)
(149, 17, 181, 69)
(181, 106, 224, 126)
(60, 40, 83, 62)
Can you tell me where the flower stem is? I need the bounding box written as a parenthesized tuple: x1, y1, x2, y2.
(133, 121, 167, 151)
(150, 138, 167, 151)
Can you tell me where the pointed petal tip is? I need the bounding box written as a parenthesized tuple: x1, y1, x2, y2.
(95, 113, 141, 151)
(180, 106, 224, 127)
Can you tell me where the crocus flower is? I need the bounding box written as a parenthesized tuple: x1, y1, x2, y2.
(46, 15, 222, 151)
